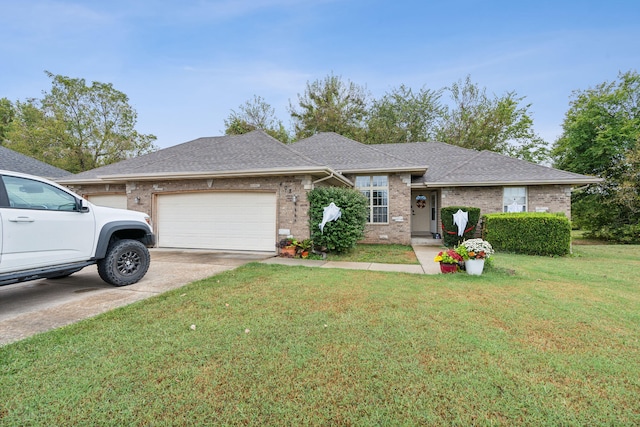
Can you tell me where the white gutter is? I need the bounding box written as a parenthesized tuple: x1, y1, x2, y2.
(57, 166, 353, 186)
(416, 177, 604, 187)
(337, 166, 428, 175)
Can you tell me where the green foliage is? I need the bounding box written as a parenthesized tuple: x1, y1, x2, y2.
(224, 95, 291, 143)
(553, 71, 640, 243)
(440, 206, 481, 247)
(0, 97, 14, 143)
(289, 73, 370, 141)
(4, 71, 156, 173)
(4, 99, 71, 165)
(436, 75, 549, 163)
(483, 212, 571, 256)
(307, 186, 368, 253)
(238, 74, 548, 163)
(364, 84, 442, 144)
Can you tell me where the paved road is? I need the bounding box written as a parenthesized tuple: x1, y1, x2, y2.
(0, 250, 271, 346)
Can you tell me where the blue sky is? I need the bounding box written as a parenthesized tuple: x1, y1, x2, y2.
(1, 0, 638, 149)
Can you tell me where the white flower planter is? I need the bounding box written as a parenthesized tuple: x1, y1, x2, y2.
(465, 259, 485, 275)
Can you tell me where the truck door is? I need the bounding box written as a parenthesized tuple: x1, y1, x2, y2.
(0, 175, 95, 273)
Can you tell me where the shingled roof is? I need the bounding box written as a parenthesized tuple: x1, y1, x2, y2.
(58, 130, 599, 187)
(0, 146, 70, 178)
(290, 133, 427, 174)
(60, 131, 350, 185)
(376, 142, 599, 186)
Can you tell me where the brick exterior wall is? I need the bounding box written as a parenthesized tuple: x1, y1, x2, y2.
(68, 179, 573, 248)
(440, 185, 572, 217)
(528, 185, 572, 218)
(440, 184, 573, 236)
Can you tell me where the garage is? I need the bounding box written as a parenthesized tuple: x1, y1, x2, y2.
(156, 192, 277, 252)
(87, 194, 128, 209)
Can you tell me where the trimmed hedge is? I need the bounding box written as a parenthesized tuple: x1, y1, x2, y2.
(440, 206, 481, 247)
(307, 187, 368, 253)
(482, 212, 571, 256)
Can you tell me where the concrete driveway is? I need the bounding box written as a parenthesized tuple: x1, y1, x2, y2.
(0, 249, 271, 346)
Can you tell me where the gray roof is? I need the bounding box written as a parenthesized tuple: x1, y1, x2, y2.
(290, 133, 427, 173)
(0, 146, 70, 178)
(62, 131, 341, 183)
(59, 130, 600, 187)
(376, 142, 599, 186)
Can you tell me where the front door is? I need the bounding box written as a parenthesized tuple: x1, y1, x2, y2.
(411, 191, 430, 235)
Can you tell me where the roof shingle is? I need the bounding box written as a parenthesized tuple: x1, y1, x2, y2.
(66, 131, 326, 181)
(0, 146, 70, 178)
(290, 133, 426, 173)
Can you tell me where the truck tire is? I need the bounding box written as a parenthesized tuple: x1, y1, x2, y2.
(97, 239, 150, 286)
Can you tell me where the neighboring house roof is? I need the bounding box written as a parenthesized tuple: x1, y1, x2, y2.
(290, 133, 427, 174)
(59, 131, 351, 186)
(376, 142, 601, 186)
(0, 146, 70, 178)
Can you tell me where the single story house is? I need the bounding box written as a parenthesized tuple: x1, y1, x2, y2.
(0, 146, 70, 179)
(58, 131, 600, 252)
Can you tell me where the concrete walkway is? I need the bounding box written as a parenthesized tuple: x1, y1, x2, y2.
(262, 245, 444, 274)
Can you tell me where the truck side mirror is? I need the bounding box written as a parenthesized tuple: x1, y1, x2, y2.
(78, 198, 90, 212)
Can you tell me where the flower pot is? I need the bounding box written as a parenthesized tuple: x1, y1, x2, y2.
(465, 258, 485, 275)
(280, 246, 296, 258)
(439, 262, 458, 274)
(301, 251, 309, 259)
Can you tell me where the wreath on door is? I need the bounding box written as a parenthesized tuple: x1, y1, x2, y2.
(415, 195, 427, 209)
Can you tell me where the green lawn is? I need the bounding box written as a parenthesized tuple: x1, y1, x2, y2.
(1, 245, 639, 426)
(321, 243, 420, 264)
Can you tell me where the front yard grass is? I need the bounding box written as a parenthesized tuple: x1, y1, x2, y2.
(322, 243, 420, 264)
(1, 245, 639, 425)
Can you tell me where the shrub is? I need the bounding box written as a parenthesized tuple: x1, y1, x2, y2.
(483, 212, 571, 256)
(307, 187, 368, 253)
(584, 223, 640, 244)
(440, 206, 481, 247)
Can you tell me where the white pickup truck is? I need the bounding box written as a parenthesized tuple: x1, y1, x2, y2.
(0, 169, 155, 287)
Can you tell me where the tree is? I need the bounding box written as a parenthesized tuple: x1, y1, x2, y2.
(4, 99, 69, 164)
(5, 72, 156, 172)
(224, 95, 290, 143)
(552, 70, 640, 242)
(436, 76, 549, 163)
(289, 74, 369, 141)
(364, 84, 442, 144)
(0, 97, 14, 143)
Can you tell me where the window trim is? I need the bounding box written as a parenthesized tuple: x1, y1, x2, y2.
(355, 175, 389, 224)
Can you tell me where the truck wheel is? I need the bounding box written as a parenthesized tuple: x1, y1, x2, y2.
(97, 239, 150, 286)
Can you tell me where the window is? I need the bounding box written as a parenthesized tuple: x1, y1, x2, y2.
(3, 175, 78, 211)
(355, 175, 388, 223)
(503, 187, 527, 212)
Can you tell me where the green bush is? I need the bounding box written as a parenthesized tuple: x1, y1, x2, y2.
(440, 206, 481, 247)
(308, 187, 368, 253)
(483, 212, 571, 256)
(586, 223, 640, 244)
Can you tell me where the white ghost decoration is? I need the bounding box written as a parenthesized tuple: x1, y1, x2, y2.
(453, 209, 468, 237)
(319, 202, 342, 233)
(507, 201, 523, 213)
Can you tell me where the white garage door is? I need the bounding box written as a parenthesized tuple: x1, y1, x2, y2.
(156, 192, 276, 252)
(88, 194, 128, 209)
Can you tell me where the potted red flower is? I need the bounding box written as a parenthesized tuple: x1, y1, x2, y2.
(433, 249, 463, 273)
